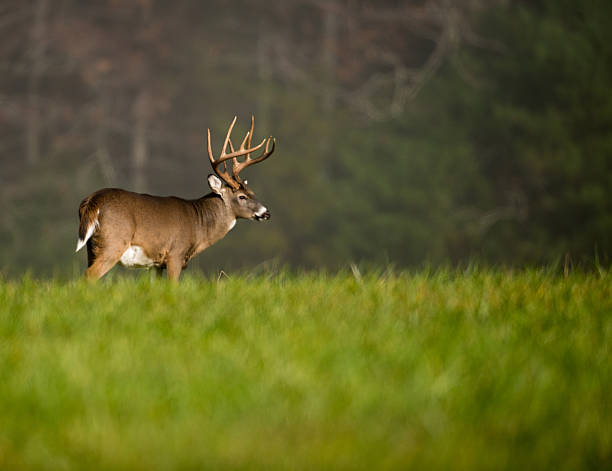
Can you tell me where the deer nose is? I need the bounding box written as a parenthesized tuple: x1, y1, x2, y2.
(255, 206, 270, 220)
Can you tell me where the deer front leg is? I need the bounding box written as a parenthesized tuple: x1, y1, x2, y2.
(166, 257, 183, 282)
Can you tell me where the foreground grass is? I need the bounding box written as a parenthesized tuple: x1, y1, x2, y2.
(0, 270, 610, 470)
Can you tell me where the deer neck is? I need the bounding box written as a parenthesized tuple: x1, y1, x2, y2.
(192, 193, 236, 245)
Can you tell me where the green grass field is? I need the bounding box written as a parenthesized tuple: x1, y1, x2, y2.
(0, 270, 610, 470)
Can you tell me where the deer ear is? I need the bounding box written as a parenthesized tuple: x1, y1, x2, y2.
(208, 174, 223, 195)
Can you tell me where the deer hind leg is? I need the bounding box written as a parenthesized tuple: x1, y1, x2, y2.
(85, 254, 123, 280)
(86, 239, 95, 267)
(85, 239, 130, 281)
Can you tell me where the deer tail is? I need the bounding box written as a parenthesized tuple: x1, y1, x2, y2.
(76, 195, 100, 252)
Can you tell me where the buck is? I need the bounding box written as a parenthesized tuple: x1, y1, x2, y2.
(75, 116, 276, 281)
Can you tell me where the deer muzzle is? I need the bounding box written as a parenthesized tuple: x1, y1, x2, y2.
(254, 206, 270, 221)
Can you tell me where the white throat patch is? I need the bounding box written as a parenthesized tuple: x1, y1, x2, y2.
(119, 245, 155, 268)
(228, 219, 236, 231)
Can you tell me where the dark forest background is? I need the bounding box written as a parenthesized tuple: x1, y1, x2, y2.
(1, 0, 610, 277)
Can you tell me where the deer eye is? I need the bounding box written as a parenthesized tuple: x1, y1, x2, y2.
(238, 195, 247, 200)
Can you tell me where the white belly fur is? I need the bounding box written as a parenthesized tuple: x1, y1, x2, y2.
(119, 245, 156, 268)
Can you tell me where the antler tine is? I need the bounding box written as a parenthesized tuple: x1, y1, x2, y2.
(232, 136, 276, 181)
(221, 116, 237, 157)
(232, 117, 254, 170)
(246, 115, 254, 153)
(208, 127, 239, 189)
(219, 136, 267, 161)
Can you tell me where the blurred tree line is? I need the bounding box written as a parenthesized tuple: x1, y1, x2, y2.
(0, 0, 610, 277)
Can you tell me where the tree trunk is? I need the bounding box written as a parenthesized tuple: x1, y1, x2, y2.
(256, 18, 272, 131)
(95, 91, 115, 185)
(131, 90, 149, 192)
(320, 2, 337, 177)
(321, 3, 337, 114)
(25, 0, 48, 166)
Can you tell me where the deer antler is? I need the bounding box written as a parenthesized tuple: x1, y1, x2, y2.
(207, 116, 270, 190)
(230, 116, 276, 185)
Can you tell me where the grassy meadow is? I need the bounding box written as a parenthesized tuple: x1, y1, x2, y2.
(0, 269, 611, 470)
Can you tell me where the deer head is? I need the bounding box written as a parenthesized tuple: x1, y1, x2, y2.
(207, 116, 275, 221)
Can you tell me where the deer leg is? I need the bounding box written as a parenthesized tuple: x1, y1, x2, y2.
(85, 242, 129, 281)
(86, 240, 95, 268)
(166, 258, 183, 282)
(85, 258, 118, 280)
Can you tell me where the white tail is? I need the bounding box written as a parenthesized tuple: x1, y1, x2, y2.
(75, 210, 99, 252)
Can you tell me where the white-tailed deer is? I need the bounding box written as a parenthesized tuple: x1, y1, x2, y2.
(75, 116, 276, 281)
